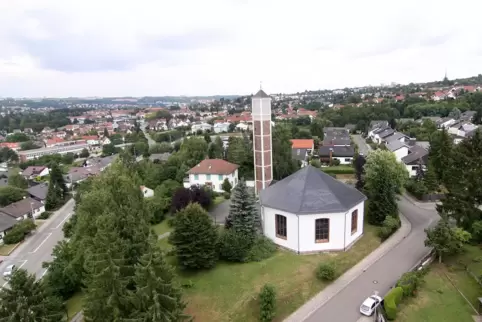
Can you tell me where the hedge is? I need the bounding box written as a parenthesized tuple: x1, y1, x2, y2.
(384, 286, 403, 320)
(321, 166, 355, 175)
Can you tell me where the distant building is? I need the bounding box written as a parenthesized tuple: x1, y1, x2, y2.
(185, 159, 239, 193)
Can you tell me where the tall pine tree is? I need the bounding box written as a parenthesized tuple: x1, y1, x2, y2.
(428, 128, 453, 185)
(225, 180, 260, 244)
(169, 203, 218, 270)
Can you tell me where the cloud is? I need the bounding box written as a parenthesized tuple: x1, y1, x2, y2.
(0, 0, 481, 97)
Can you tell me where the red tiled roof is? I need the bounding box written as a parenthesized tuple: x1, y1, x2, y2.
(188, 159, 239, 175)
(290, 139, 314, 149)
(0, 142, 20, 149)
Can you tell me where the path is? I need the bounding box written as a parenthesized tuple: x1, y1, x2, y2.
(0, 199, 75, 285)
(352, 134, 372, 156)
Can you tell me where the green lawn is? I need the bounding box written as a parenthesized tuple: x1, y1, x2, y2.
(397, 245, 482, 321)
(64, 222, 381, 322)
(0, 243, 19, 256)
(212, 196, 226, 207)
(397, 264, 477, 322)
(151, 220, 172, 236)
(66, 291, 84, 321)
(178, 222, 380, 322)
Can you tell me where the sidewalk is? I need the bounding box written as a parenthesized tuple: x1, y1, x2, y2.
(401, 193, 438, 210)
(284, 214, 412, 322)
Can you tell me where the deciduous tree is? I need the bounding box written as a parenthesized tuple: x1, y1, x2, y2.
(425, 218, 471, 263)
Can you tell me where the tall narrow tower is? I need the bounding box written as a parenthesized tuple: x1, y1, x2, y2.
(252, 88, 273, 195)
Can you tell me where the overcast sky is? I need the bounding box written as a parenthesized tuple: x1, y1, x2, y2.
(1, 0, 481, 97)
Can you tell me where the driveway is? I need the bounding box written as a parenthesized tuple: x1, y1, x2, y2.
(352, 134, 371, 156)
(210, 200, 230, 225)
(298, 196, 439, 322)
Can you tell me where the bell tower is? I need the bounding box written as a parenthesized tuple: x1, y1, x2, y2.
(251, 88, 273, 194)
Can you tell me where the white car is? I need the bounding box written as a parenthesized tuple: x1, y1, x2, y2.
(360, 294, 382, 316)
(3, 265, 16, 279)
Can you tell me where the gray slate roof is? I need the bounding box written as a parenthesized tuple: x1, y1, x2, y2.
(28, 183, 49, 201)
(260, 165, 367, 214)
(253, 89, 270, 98)
(386, 140, 408, 152)
(319, 145, 355, 157)
(0, 213, 17, 232)
(384, 132, 407, 143)
(401, 145, 429, 165)
(377, 128, 395, 138)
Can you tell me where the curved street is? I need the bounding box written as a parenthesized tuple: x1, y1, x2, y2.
(286, 135, 440, 322)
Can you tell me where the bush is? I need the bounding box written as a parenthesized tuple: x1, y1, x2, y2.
(3, 219, 36, 244)
(384, 286, 403, 320)
(218, 230, 251, 262)
(310, 159, 321, 168)
(259, 284, 276, 322)
(332, 159, 341, 166)
(38, 211, 53, 220)
(321, 166, 355, 175)
(223, 192, 231, 200)
(396, 271, 423, 297)
(316, 262, 336, 281)
(62, 214, 77, 238)
(378, 216, 400, 241)
(246, 236, 277, 262)
(365, 137, 373, 144)
(405, 179, 428, 200)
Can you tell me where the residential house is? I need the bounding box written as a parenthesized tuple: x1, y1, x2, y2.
(236, 123, 250, 131)
(460, 110, 477, 122)
(386, 140, 410, 162)
(82, 136, 100, 146)
(213, 122, 231, 134)
(101, 137, 112, 145)
(260, 165, 367, 253)
(290, 139, 314, 167)
(140, 186, 154, 198)
(401, 145, 429, 177)
(0, 198, 45, 220)
(367, 120, 389, 137)
(0, 213, 18, 244)
(0, 142, 20, 151)
(436, 117, 456, 129)
(372, 128, 395, 144)
(448, 121, 478, 138)
(384, 132, 409, 145)
(185, 159, 239, 193)
(21, 166, 50, 180)
(27, 183, 49, 203)
(318, 146, 355, 165)
(191, 122, 213, 133)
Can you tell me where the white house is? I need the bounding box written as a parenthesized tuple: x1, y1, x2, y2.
(260, 166, 367, 253)
(236, 123, 250, 131)
(140, 186, 154, 198)
(21, 166, 50, 180)
(0, 213, 17, 244)
(185, 159, 239, 193)
(436, 117, 456, 129)
(318, 146, 355, 165)
(191, 122, 213, 133)
(102, 137, 112, 145)
(386, 140, 409, 162)
(213, 122, 231, 134)
(0, 198, 45, 221)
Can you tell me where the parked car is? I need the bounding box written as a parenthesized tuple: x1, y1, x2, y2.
(360, 294, 382, 316)
(3, 264, 16, 279)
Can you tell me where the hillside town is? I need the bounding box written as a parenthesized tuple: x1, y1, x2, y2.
(0, 73, 480, 322)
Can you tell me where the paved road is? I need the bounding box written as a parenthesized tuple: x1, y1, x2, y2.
(297, 137, 439, 322)
(140, 123, 157, 147)
(0, 199, 75, 286)
(302, 196, 439, 322)
(352, 134, 371, 156)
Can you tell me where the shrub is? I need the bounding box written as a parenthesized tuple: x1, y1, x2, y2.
(218, 230, 251, 262)
(332, 159, 341, 166)
(384, 286, 403, 320)
(366, 137, 373, 144)
(405, 179, 428, 200)
(3, 219, 36, 244)
(378, 216, 400, 241)
(38, 211, 53, 220)
(396, 271, 423, 297)
(246, 236, 277, 262)
(316, 262, 336, 281)
(310, 159, 321, 168)
(321, 166, 355, 175)
(223, 192, 231, 200)
(259, 284, 276, 322)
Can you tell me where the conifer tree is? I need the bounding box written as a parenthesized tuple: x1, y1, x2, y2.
(423, 161, 438, 193)
(0, 269, 65, 322)
(428, 128, 453, 185)
(129, 234, 188, 321)
(226, 180, 260, 245)
(169, 203, 218, 269)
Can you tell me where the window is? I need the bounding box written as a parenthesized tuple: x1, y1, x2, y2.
(315, 219, 329, 243)
(345, 158, 351, 162)
(218, 174, 223, 180)
(275, 214, 287, 239)
(194, 174, 199, 180)
(351, 209, 358, 234)
(206, 174, 211, 180)
(411, 166, 418, 171)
